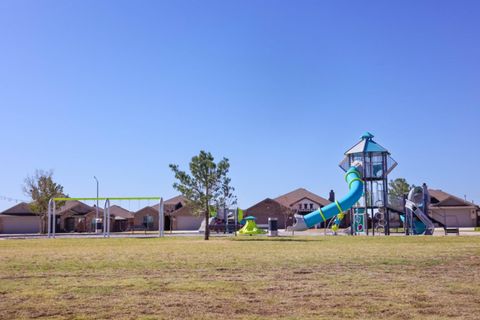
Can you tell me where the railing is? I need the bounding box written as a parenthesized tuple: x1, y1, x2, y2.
(388, 195, 405, 213)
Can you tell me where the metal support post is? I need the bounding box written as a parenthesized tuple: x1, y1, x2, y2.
(47, 199, 53, 238)
(158, 198, 164, 237)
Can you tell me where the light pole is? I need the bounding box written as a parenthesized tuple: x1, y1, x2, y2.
(93, 176, 99, 233)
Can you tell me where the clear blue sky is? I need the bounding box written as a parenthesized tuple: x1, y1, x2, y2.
(1, 0, 479, 211)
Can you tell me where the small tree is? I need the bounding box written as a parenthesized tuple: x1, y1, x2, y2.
(169, 151, 234, 240)
(215, 174, 237, 233)
(23, 170, 67, 233)
(389, 178, 412, 200)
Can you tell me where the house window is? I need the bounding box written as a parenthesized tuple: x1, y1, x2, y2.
(310, 203, 313, 209)
(298, 204, 302, 210)
(304, 204, 308, 210)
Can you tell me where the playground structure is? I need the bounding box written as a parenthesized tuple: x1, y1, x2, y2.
(198, 208, 243, 234)
(401, 184, 459, 236)
(339, 132, 397, 235)
(292, 132, 397, 234)
(291, 162, 364, 231)
(403, 186, 435, 235)
(238, 216, 267, 235)
(47, 197, 164, 238)
(293, 133, 451, 236)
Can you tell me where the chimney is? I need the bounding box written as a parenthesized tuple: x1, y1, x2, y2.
(329, 190, 335, 202)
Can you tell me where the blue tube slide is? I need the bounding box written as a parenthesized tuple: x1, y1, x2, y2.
(291, 163, 364, 230)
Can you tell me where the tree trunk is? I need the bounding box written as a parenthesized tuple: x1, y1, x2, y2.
(224, 206, 227, 234)
(39, 214, 46, 234)
(204, 202, 210, 240)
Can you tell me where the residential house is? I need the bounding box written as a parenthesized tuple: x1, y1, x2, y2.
(57, 201, 131, 233)
(164, 195, 203, 230)
(83, 206, 105, 232)
(428, 189, 479, 227)
(134, 206, 160, 231)
(149, 195, 203, 231)
(168, 204, 203, 230)
(274, 188, 331, 215)
(244, 198, 293, 229)
(0, 202, 41, 234)
(245, 188, 332, 229)
(109, 205, 134, 232)
(57, 201, 96, 232)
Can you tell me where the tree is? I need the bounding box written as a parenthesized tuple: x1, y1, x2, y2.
(23, 170, 67, 233)
(215, 173, 237, 233)
(388, 178, 413, 200)
(169, 151, 234, 240)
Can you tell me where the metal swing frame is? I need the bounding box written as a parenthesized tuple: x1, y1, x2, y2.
(47, 197, 164, 238)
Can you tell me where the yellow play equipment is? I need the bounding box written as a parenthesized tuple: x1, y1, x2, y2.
(239, 216, 266, 235)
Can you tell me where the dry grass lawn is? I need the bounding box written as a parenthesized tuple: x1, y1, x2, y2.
(1, 236, 480, 319)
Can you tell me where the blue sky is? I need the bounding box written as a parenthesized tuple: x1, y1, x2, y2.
(1, 0, 479, 211)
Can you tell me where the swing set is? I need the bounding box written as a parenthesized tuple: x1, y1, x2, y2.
(47, 197, 164, 238)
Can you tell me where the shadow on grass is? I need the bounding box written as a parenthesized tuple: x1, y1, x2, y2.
(229, 237, 325, 242)
(123, 235, 326, 242)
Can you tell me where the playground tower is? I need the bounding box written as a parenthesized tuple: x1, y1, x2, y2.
(340, 133, 397, 235)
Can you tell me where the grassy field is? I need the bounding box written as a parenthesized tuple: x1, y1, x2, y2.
(1, 236, 480, 319)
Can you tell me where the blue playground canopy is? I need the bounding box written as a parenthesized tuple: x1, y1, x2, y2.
(344, 132, 389, 154)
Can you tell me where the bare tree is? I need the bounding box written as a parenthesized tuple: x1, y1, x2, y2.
(23, 170, 67, 233)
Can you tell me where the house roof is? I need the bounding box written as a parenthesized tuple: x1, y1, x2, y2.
(84, 207, 104, 218)
(147, 195, 198, 217)
(429, 189, 478, 208)
(245, 198, 293, 215)
(1, 202, 37, 216)
(151, 195, 187, 212)
(109, 205, 134, 219)
(169, 205, 195, 217)
(56, 200, 93, 215)
(165, 195, 187, 205)
(344, 132, 389, 155)
(0, 201, 104, 217)
(274, 188, 331, 208)
(135, 206, 159, 215)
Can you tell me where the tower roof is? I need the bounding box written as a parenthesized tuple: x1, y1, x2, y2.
(344, 132, 389, 155)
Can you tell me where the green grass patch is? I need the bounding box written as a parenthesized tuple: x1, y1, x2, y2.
(0, 236, 479, 319)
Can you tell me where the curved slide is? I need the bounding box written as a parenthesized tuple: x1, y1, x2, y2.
(400, 207, 432, 235)
(402, 187, 435, 235)
(291, 162, 364, 231)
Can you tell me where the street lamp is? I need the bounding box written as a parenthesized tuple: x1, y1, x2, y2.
(93, 176, 99, 233)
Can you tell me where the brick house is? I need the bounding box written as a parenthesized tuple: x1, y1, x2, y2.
(57, 201, 95, 232)
(244, 198, 293, 228)
(81, 207, 104, 232)
(274, 188, 331, 215)
(133, 197, 202, 232)
(149, 195, 203, 231)
(109, 205, 134, 232)
(245, 188, 332, 229)
(134, 206, 160, 231)
(0, 197, 201, 233)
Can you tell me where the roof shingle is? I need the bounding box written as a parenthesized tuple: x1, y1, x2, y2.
(274, 188, 331, 208)
(1, 202, 37, 216)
